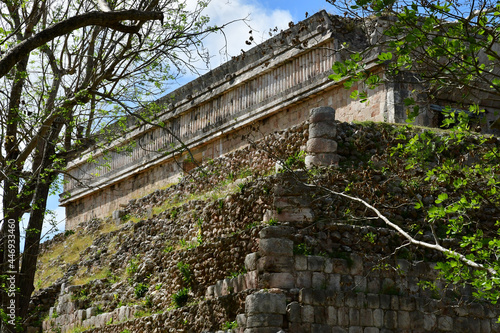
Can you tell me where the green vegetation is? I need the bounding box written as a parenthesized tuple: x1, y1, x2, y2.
(126, 255, 140, 275)
(293, 243, 312, 256)
(329, 0, 500, 309)
(134, 283, 149, 298)
(171, 288, 190, 308)
(221, 321, 238, 329)
(177, 261, 192, 285)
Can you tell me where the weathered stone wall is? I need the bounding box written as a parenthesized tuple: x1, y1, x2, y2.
(61, 11, 397, 230)
(43, 173, 500, 333)
(39, 111, 500, 332)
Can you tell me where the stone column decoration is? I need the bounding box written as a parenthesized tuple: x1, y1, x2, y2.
(305, 106, 339, 168)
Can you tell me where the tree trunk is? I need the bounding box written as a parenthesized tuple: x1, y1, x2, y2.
(18, 141, 56, 322)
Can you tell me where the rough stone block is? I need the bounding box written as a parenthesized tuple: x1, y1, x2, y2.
(296, 271, 312, 288)
(332, 328, 347, 333)
(301, 305, 315, 323)
(366, 294, 379, 309)
(76, 309, 86, 322)
(345, 292, 358, 308)
(373, 309, 384, 327)
(341, 274, 354, 290)
(424, 313, 436, 331)
(295, 256, 308, 271)
(237, 313, 247, 329)
(309, 122, 337, 139)
(349, 308, 360, 326)
(359, 309, 373, 326)
(399, 296, 415, 311)
(259, 238, 293, 257)
(481, 319, 491, 333)
(306, 138, 338, 153)
(390, 296, 399, 310)
(244, 327, 284, 333)
(314, 306, 327, 324)
(491, 319, 500, 333)
(349, 254, 363, 275)
(274, 197, 311, 209)
(338, 307, 349, 326)
(257, 256, 294, 272)
(327, 274, 341, 291)
(384, 310, 397, 329)
(309, 106, 336, 123)
(469, 303, 485, 317)
(331, 259, 349, 274)
(327, 290, 344, 307)
(327, 306, 337, 325)
(245, 253, 259, 271)
(311, 323, 331, 333)
(214, 280, 223, 297)
(312, 272, 326, 289)
(287, 302, 301, 322)
(308, 256, 325, 271)
(234, 274, 247, 293)
(86, 307, 97, 319)
(245, 270, 258, 289)
(379, 295, 391, 309)
(354, 275, 367, 292)
(348, 327, 363, 333)
(289, 323, 310, 333)
(112, 209, 127, 223)
(324, 259, 333, 274)
(246, 314, 283, 328)
(409, 311, 424, 329)
(305, 153, 339, 168)
(397, 311, 410, 330)
(367, 277, 381, 294)
(118, 306, 130, 322)
(205, 285, 214, 298)
(299, 289, 313, 305)
(222, 278, 231, 295)
(438, 316, 453, 331)
(272, 207, 314, 223)
(260, 272, 295, 289)
(245, 292, 286, 315)
(364, 328, 380, 333)
(259, 226, 296, 239)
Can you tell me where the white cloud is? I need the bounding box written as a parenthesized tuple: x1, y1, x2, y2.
(182, 0, 293, 72)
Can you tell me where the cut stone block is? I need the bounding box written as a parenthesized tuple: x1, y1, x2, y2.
(245, 292, 287, 315)
(259, 238, 293, 257)
(309, 122, 337, 139)
(309, 106, 336, 123)
(257, 256, 295, 272)
(306, 138, 338, 153)
(305, 154, 339, 168)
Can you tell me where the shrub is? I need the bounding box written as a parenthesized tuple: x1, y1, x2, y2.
(172, 288, 190, 308)
(177, 261, 192, 285)
(134, 283, 148, 298)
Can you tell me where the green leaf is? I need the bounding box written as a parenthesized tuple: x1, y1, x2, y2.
(377, 52, 393, 61)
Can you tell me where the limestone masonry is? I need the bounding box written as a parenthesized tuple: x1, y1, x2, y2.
(61, 11, 437, 230)
(36, 110, 500, 332)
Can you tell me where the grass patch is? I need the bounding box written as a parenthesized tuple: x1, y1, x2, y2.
(35, 233, 93, 290)
(71, 267, 122, 286)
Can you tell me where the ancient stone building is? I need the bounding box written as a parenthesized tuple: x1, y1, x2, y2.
(59, 10, 494, 230)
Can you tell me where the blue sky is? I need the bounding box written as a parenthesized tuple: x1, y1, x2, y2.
(41, 0, 334, 240)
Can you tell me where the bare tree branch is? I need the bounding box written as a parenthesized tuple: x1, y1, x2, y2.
(0, 9, 163, 78)
(310, 184, 498, 276)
